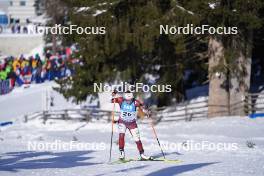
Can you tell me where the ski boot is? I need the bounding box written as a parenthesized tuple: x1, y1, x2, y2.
(119, 150, 125, 160)
(140, 153, 153, 161)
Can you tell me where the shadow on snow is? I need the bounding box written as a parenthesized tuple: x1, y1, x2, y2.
(151, 151, 183, 159)
(94, 165, 149, 176)
(146, 162, 218, 176)
(0, 150, 102, 172)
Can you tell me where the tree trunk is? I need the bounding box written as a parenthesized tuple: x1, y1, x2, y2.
(229, 51, 252, 116)
(229, 30, 252, 116)
(208, 36, 229, 117)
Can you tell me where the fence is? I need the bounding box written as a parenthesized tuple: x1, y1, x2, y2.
(24, 108, 115, 124)
(244, 92, 264, 115)
(23, 92, 264, 124)
(153, 93, 264, 122)
(152, 98, 208, 123)
(23, 98, 209, 124)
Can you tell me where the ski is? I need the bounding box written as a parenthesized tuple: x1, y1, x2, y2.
(158, 158, 182, 164)
(108, 158, 182, 164)
(139, 158, 182, 163)
(109, 158, 135, 164)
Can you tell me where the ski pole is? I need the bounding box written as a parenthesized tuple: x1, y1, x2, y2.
(147, 112, 166, 159)
(109, 99, 116, 162)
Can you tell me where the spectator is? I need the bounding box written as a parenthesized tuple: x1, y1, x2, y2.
(0, 46, 78, 92)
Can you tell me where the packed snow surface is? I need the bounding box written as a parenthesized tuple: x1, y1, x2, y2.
(0, 116, 264, 176)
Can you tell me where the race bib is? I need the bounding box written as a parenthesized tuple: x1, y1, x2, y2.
(120, 101, 137, 122)
(121, 111, 136, 121)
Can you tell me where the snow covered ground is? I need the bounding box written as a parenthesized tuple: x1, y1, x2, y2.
(0, 82, 81, 121)
(0, 116, 264, 176)
(0, 81, 99, 121)
(1, 82, 264, 175)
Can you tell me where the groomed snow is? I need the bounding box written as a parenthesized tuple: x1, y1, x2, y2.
(0, 116, 264, 176)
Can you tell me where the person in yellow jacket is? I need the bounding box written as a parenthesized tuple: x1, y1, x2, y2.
(20, 59, 28, 71)
(12, 58, 20, 71)
(32, 59, 37, 69)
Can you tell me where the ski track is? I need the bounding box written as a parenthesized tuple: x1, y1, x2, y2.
(0, 117, 264, 176)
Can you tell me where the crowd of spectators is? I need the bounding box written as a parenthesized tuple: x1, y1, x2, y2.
(0, 47, 78, 88)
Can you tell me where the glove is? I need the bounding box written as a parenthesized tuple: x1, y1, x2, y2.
(112, 115, 119, 123)
(112, 119, 118, 124)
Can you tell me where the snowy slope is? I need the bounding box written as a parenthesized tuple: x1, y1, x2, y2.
(0, 82, 80, 121)
(0, 116, 264, 176)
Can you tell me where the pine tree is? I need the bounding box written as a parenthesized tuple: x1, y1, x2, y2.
(53, 0, 264, 113)
(183, 0, 263, 116)
(56, 0, 207, 106)
(44, 0, 67, 53)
